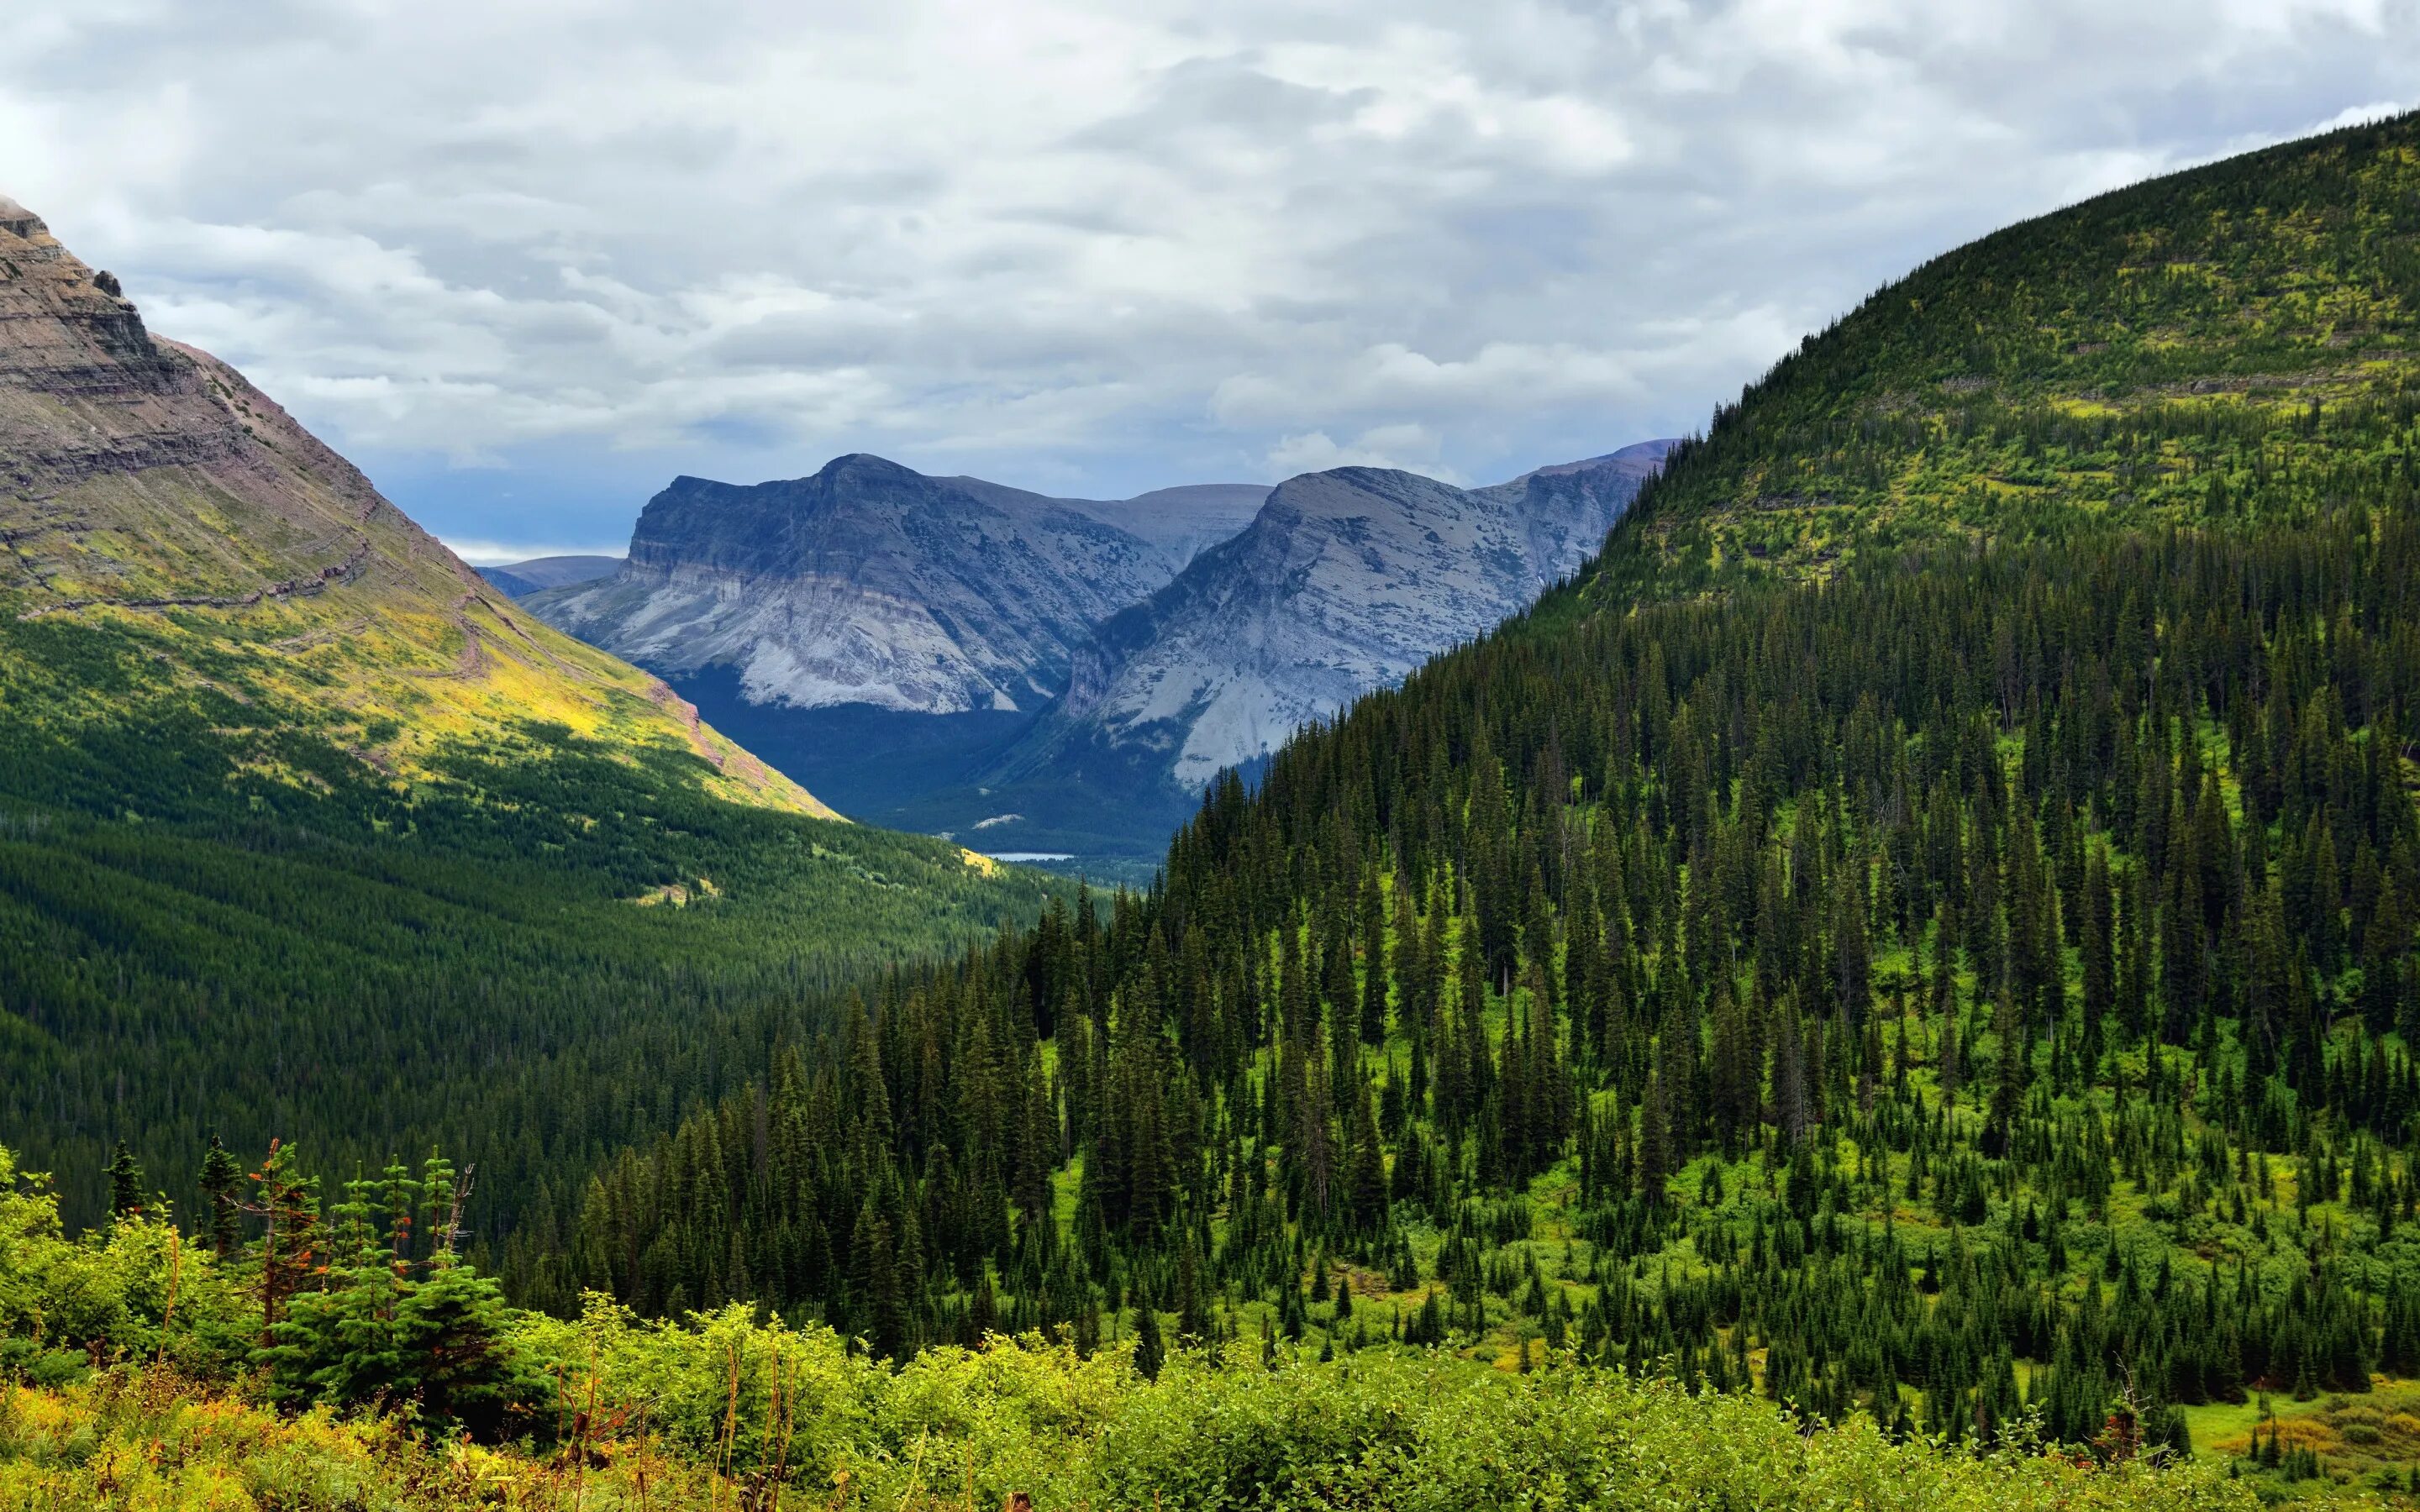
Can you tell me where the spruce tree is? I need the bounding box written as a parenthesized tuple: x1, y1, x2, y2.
(105, 1140, 144, 1220)
(1133, 1299, 1165, 1381)
(198, 1135, 245, 1256)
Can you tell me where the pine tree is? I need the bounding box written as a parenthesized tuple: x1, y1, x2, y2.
(106, 1139, 144, 1220)
(1348, 1080, 1387, 1233)
(1133, 1300, 1166, 1380)
(198, 1135, 245, 1256)
(249, 1139, 321, 1349)
(1360, 874, 1390, 1045)
(1833, 863, 1871, 1026)
(2081, 845, 2114, 1067)
(259, 1153, 538, 1438)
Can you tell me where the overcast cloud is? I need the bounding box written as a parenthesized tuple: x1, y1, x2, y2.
(3, 0, 2413, 558)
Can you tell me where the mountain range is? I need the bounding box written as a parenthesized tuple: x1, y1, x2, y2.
(10, 103, 2420, 1504)
(1022, 442, 1675, 793)
(527, 456, 1263, 718)
(522, 442, 1670, 859)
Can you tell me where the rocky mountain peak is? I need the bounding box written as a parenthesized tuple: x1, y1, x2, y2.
(0, 196, 186, 400)
(0, 200, 822, 816)
(1266, 465, 1437, 514)
(531, 454, 1270, 717)
(819, 451, 919, 485)
(1015, 444, 1676, 794)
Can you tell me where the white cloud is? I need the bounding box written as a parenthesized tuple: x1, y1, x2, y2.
(1266, 424, 1465, 481)
(0, 0, 2411, 555)
(2314, 100, 2405, 131)
(443, 538, 630, 567)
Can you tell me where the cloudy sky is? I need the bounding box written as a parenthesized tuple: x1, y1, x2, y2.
(4, 0, 2412, 561)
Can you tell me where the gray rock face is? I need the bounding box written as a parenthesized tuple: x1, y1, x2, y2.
(1024, 441, 1675, 790)
(519, 441, 1667, 847)
(528, 454, 1265, 715)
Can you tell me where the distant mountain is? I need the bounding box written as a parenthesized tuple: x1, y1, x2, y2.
(991, 441, 1674, 801)
(528, 455, 1266, 715)
(520, 444, 1668, 858)
(477, 553, 622, 598)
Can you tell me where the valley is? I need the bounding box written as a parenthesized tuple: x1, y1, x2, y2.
(513, 442, 1670, 866)
(494, 110, 2420, 1499)
(5, 78, 2420, 1512)
(0, 196, 1062, 1234)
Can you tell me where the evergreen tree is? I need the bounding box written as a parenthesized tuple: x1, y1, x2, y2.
(197, 1135, 244, 1257)
(106, 1140, 144, 1220)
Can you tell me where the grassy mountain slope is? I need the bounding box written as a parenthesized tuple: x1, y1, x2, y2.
(0, 192, 818, 816)
(522, 112, 2420, 1500)
(1568, 112, 2420, 605)
(0, 197, 1057, 1226)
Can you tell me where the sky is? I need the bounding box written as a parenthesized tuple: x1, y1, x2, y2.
(3, 1, 2413, 563)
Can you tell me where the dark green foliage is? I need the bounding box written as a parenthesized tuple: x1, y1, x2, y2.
(197, 1135, 243, 1257)
(257, 1153, 542, 1436)
(1134, 1299, 1165, 1381)
(105, 1140, 143, 1220)
(539, 113, 2420, 1476)
(0, 612, 1061, 1236)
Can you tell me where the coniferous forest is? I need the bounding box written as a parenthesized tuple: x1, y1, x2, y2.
(13, 102, 2420, 1510)
(518, 111, 2420, 1486)
(0, 615, 1064, 1234)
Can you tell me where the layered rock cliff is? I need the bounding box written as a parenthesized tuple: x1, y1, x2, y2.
(0, 195, 823, 816)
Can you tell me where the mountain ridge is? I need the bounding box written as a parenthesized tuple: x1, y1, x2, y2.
(0, 192, 824, 818)
(523, 443, 1667, 856)
(477, 554, 622, 597)
(939, 475, 1268, 572)
(1003, 440, 1675, 795)
(530, 454, 1255, 717)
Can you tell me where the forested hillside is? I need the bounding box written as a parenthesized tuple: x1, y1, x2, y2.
(492, 113, 2420, 1493)
(1583, 105, 2420, 601)
(0, 198, 1060, 1231)
(0, 696, 1057, 1236)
